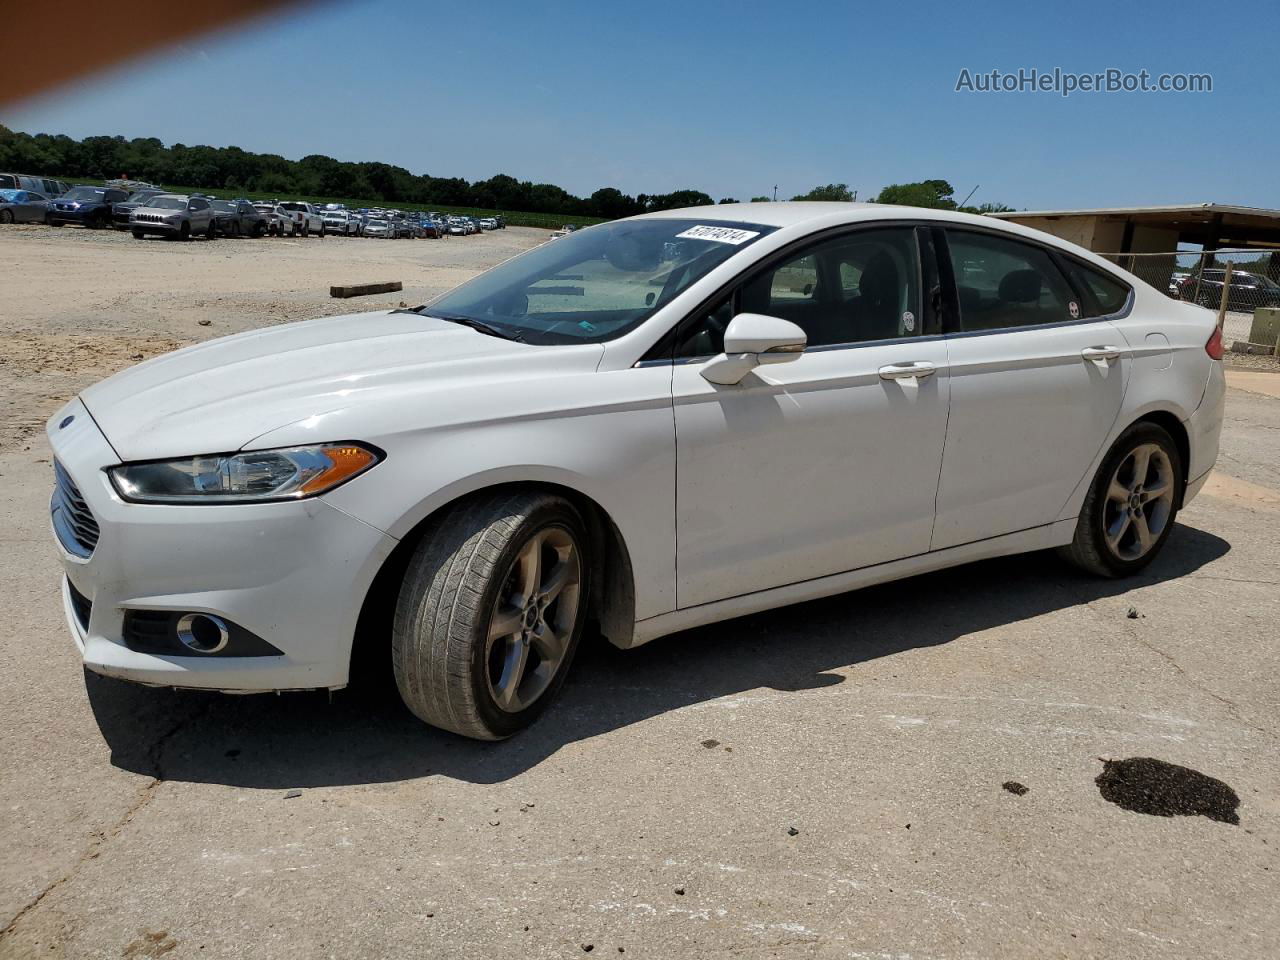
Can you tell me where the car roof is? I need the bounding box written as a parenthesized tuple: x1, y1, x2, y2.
(634, 200, 1147, 290)
(636, 200, 1016, 229)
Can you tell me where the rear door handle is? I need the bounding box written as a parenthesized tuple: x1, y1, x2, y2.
(1081, 346, 1121, 362)
(879, 361, 937, 381)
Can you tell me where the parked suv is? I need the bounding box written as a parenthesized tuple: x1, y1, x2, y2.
(278, 201, 325, 237)
(252, 201, 289, 236)
(321, 208, 359, 236)
(129, 194, 216, 240)
(0, 173, 70, 197)
(211, 199, 269, 237)
(48, 186, 129, 229)
(111, 189, 166, 229)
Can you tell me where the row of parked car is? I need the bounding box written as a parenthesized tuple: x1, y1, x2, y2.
(1169, 268, 1280, 311)
(0, 173, 507, 241)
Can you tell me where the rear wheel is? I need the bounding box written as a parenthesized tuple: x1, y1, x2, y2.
(1059, 422, 1184, 577)
(0, 210, 12, 224)
(393, 492, 589, 740)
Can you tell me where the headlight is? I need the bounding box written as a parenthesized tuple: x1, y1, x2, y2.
(108, 443, 382, 504)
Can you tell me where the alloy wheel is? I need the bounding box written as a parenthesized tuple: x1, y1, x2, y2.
(1102, 442, 1175, 561)
(484, 526, 581, 713)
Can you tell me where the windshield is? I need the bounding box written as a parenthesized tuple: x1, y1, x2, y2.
(426, 218, 774, 345)
(279, 202, 307, 211)
(146, 197, 187, 210)
(64, 187, 106, 201)
(0, 189, 20, 202)
(367, 219, 388, 226)
(211, 200, 235, 212)
(127, 191, 160, 204)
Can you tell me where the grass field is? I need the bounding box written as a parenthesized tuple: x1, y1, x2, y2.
(155, 183, 607, 230)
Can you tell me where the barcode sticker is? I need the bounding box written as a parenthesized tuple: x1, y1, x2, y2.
(674, 225, 761, 245)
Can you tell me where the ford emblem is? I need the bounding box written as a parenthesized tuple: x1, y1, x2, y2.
(59, 415, 75, 429)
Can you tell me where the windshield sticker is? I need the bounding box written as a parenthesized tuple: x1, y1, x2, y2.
(674, 225, 761, 245)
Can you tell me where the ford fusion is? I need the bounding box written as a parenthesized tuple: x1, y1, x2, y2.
(48, 203, 1225, 740)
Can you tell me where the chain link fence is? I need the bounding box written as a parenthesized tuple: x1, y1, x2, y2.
(1098, 248, 1280, 349)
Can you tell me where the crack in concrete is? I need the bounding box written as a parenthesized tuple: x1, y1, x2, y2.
(1079, 596, 1275, 743)
(0, 700, 210, 944)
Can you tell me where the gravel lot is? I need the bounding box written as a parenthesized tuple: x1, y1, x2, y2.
(1, 225, 1278, 959)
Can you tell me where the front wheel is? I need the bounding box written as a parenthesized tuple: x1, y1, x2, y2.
(393, 492, 590, 740)
(179, 221, 191, 241)
(318, 223, 326, 238)
(1059, 422, 1184, 577)
(131, 230, 145, 240)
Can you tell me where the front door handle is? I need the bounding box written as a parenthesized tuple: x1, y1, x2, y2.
(879, 361, 937, 381)
(1081, 346, 1122, 362)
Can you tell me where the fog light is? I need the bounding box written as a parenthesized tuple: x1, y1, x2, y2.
(176, 613, 231, 654)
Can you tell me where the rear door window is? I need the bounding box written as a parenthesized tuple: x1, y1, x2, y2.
(946, 230, 1080, 331)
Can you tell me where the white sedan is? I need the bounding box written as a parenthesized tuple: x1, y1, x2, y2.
(47, 203, 1225, 740)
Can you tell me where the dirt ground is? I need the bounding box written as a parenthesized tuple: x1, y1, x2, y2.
(1, 224, 1278, 959)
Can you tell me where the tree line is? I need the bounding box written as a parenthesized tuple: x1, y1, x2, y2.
(0, 126, 1012, 219)
(0, 125, 716, 218)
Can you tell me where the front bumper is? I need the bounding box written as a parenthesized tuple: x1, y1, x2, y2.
(47, 399, 399, 691)
(49, 208, 96, 223)
(129, 219, 183, 235)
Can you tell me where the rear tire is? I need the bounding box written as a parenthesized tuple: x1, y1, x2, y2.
(1058, 421, 1184, 577)
(0, 210, 13, 224)
(393, 492, 590, 740)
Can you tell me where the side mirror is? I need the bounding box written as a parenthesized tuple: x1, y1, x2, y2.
(701, 313, 807, 385)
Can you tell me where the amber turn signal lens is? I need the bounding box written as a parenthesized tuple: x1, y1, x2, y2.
(299, 444, 380, 496)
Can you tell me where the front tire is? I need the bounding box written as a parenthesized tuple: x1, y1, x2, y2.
(393, 492, 590, 740)
(1059, 421, 1184, 577)
(179, 221, 191, 241)
(131, 230, 145, 240)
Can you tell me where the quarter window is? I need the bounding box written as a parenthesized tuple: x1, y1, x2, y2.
(1060, 259, 1131, 317)
(947, 230, 1079, 331)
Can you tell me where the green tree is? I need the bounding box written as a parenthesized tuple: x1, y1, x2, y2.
(874, 179, 956, 208)
(749, 196, 771, 202)
(791, 183, 854, 202)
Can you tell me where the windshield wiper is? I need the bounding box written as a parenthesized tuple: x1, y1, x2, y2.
(417, 310, 525, 343)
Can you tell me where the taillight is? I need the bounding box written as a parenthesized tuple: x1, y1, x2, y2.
(1205, 325, 1224, 360)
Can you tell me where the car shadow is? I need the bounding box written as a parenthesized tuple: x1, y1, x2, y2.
(87, 522, 1229, 788)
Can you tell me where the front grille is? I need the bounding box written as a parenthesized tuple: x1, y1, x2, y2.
(52, 460, 100, 558)
(67, 579, 92, 631)
(132, 213, 168, 224)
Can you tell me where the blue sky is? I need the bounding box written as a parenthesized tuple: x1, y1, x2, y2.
(4, 0, 1275, 209)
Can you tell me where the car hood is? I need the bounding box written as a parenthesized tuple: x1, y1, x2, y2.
(81, 311, 603, 461)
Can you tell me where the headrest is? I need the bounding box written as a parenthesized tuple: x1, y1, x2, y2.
(998, 269, 1042, 304)
(859, 252, 899, 305)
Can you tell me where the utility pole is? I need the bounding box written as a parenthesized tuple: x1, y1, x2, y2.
(772, 185, 777, 202)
